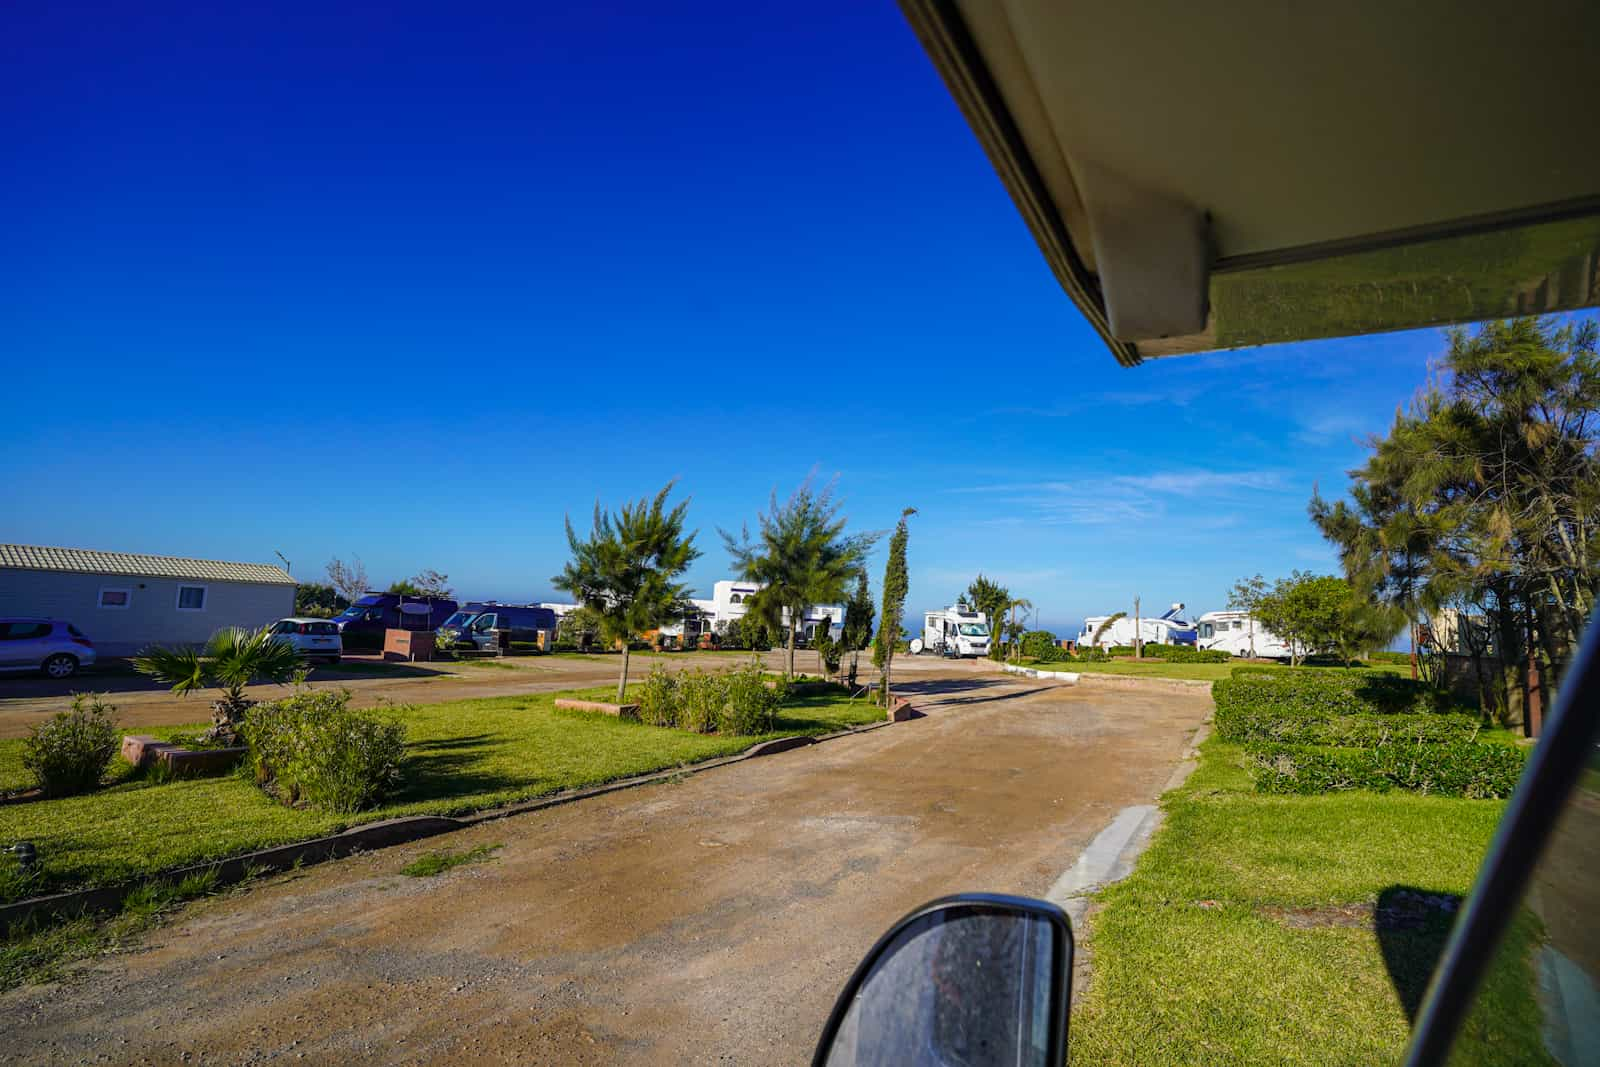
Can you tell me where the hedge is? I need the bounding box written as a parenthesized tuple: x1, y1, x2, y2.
(1247, 741, 1525, 798)
(1213, 670, 1453, 722)
(1220, 709, 1483, 746)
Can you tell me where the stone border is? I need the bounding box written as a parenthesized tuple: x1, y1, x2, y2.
(1003, 663, 1081, 683)
(0, 711, 907, 933)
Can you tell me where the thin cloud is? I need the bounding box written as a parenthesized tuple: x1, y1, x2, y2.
(950, 469, 1290, 527)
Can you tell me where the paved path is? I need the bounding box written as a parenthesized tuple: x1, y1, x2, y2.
(0, 672, 1210, 1065)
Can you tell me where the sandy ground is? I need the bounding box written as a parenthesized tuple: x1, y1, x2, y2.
(0, 650, 848, 738)
(0, 668, 1210, 1065)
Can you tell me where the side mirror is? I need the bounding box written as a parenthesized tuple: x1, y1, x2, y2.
(814, 894, 1073, 1067)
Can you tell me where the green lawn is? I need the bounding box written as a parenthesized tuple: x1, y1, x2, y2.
(1069, 736, 1541, 1064)
(0, 686, 881, 903)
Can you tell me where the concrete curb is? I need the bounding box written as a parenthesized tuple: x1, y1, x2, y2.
(1001, 663, 1080, 683)
(1046, 717, 1214, 929)
(0, 714, 902, 934)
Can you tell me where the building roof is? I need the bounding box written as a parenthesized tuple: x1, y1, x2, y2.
(0, 544, 296, 586)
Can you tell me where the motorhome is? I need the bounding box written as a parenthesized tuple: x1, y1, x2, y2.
(1195, 610, 1290, 659)
(917, 604, 991, 657)
(1078, 603, 1197, 649)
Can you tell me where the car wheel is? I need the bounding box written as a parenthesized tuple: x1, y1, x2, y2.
(42, 654, 78, 679)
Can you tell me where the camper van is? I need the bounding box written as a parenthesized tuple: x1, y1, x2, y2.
(451, 602, 558, 652)
(1196, 610, 1291, 659)
(332, 593, 458, 637)
(1078, 603, 1198, 649)
(917, 604, 991, 658)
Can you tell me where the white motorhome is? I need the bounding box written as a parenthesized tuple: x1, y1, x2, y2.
(1077, 603, 1197, 649)
(1195, 610, 1291, 659)
(917, 604, 991, 657)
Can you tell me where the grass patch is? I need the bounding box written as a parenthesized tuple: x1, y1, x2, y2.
(1069, 736, 1540, 1064)
(400, 843, 501, 877)
(0, 867, 223, 992)
(0, 685, 880, 904)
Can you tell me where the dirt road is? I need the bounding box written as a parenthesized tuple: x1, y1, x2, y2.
(0, 671, 1210, 1065)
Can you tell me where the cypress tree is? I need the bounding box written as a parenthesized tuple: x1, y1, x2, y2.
(873, 508, 916, 707)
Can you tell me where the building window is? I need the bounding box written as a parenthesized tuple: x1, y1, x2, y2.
(98, 588, 132, 609)
(176, 585, 207, 611)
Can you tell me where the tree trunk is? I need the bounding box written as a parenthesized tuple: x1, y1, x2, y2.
(787, 619, 797, 679)
(617, 643, 631, 703)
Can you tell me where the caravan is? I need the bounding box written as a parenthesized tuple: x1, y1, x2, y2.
(1196, 610, 1291, 659)
(916, 604, 991, 658)
(1077, 603, 1197, 649)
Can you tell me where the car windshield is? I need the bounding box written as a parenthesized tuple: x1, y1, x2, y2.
(9, 9, 1597, 1067)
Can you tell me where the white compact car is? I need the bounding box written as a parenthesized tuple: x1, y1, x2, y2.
(0, 618, 98, 678)
(266, 617, 343, 663)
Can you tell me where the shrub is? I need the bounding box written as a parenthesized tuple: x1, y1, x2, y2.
(720, 661, 784, 735)
(636, 664, 679, 727)
(1018, 631, 1059, 661)
(676, 669, 725, 734)
(22, 694, 120, 797)
(1367, 650, 1413, 665)
(243, 688, 407, 813)
(1108, 645, 1139, 657)
(1072, 646, 1110, 663)
(1247, 741, 1525, 798)
(434, 628, 460, 657)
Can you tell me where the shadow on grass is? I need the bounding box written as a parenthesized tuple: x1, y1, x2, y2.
(390, 734, 530, 803)
(1375, 885, 1464, 1021)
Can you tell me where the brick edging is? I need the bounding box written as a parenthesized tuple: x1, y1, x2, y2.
(0, 713, 904, 933)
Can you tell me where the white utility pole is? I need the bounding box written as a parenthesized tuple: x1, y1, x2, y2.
(1134, 595, 1142, 658)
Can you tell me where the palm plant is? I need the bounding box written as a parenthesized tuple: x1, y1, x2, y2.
(721, 480, 880, 679)
(965, 575, 1011, 660)
(1090, 611, 1126, 647)
(133, 627, 306, 743)
(1001, 596, 1033, 662)
(553, 482, 700, 701)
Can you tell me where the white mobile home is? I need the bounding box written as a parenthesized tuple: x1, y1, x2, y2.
(1195, 610, 1291, 659)
(0, 544, 296, 657)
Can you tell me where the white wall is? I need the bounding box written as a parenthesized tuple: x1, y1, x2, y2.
(0, 568, 295, 657)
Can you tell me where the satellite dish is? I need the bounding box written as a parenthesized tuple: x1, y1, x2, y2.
(910, 638, 924, 655)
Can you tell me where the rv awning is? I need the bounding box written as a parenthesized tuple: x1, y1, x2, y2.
(899, 0, 1600, 364)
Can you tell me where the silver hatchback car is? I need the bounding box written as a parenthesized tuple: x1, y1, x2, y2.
(0, 618, 98, 679)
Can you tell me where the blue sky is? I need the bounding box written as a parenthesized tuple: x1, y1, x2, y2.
(2, 1, 1447, 635)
